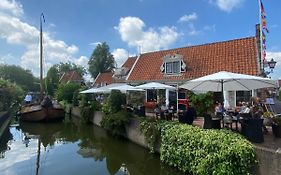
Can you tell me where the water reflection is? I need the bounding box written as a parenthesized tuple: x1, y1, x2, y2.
(0, 119, 184, 175)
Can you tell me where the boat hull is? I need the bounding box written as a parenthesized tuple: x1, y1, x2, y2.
(19, 104, 65, 122)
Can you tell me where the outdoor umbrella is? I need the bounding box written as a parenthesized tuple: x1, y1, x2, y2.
(109, 84, 145, 93)
(180, 71, 278, 102)
(79, 88, 102, 94)
(135, 82, 176, 90)
(79, 83, 127, 94)
(135, 82, 176, 107)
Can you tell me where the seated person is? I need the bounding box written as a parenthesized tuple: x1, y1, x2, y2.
(234, 102, 242, 116)
(24, 93, 32, 104)
(214, 102, 223, 116)
(154, 104, 160, 117)
(160, 103, 168, 112)
(238, 102, 252, 119)
(240, 103, 250, 114)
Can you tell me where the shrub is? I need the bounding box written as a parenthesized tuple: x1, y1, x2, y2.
(139, 118, 164, 153)
(273, 115, 281, 126)
(100, 110, 132, 137)
(189, 92, 214, 116)
(55, 83, 80, 103)
(80, 100, 101, 123)
(108, 90, 126, 113)
(160, 122, 257, 175)
(0, 78, 24, 112)
(72, 89, 80, 106)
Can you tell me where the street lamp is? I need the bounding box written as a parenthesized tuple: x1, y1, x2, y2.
(267, 58, 277, 73)
(262, 58, 277, 77)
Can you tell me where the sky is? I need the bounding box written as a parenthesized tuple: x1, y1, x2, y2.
(0, 0, 280, 81)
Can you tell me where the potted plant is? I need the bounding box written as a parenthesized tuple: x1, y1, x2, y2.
(189, 92, 216, 129)
(262, 111, 274, 126)
(272, 114, 281, 138)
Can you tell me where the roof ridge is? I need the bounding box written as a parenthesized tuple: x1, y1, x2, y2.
(140, 36, 256, 55)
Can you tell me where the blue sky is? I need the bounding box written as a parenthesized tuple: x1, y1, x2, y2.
(0, 0, 280, 80)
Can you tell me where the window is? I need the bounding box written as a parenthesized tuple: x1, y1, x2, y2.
(236, 91, 252, 105)
(161, 53, 186, 75)
(165, 61, 180, 74)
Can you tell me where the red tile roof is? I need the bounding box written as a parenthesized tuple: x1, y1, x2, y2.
(92, 57, 137, 86)
(59, 71, 84, 84)
(122, 56, 137, 69)
(93, 71, 114, 87)
(127, 37, 259, 82)
(278, 80, 281, 88)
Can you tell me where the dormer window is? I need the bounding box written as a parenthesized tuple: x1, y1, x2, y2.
(166, 61, 180, 74)
(161, 53, 186, 75)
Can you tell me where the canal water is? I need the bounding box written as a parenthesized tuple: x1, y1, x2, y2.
(0, 118, 184, 175)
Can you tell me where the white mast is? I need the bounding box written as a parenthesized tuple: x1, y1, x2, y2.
(40, 13, 45, 101)
(258, 0, 264, 71)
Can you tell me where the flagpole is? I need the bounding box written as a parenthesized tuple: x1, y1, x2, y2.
(258, 0, 264, 72)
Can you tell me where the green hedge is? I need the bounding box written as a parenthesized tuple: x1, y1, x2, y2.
(101, 110, 133, 137)
(160, 123, 257, 175)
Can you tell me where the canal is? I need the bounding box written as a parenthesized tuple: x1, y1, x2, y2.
(0, 118, 184, 175)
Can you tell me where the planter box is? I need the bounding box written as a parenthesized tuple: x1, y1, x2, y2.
(272, 125, 281, 138)
(241, 118, 264, 143)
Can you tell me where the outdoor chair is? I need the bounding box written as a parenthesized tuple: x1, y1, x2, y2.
(223, 114, 233, 130)
(203, 114, 212, 129)
(240, 118, 264, 143)
(178, 107, 196, 125)
(203, 113, 221, 129)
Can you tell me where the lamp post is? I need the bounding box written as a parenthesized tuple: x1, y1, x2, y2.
(267, 58, 277, 73)
(263, 58, 277, 77)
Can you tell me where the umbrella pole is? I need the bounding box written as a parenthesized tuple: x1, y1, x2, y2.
(221, 80, 224, 108)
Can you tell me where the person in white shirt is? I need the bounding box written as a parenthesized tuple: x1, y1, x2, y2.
(239, 102, 251, 114)
(24, 93, 32, 104)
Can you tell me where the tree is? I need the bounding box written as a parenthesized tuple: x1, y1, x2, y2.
(88, 42, 115, 78)
(55, 82, 81, 103)
(0, 64, 39, 92)
(57, 62, 86, 77)
(45, 66, 60, 96)
(0, 78, 24, 112)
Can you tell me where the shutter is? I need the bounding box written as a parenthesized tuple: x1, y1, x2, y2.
(181, 60, 186, 72)
(160, 62, 165, 73)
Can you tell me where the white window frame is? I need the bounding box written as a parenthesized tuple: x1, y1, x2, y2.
(165, 60, 181, 74)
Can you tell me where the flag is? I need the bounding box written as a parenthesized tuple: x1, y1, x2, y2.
(260, 0, 266, 18)
(262, 31, 266, 40)
(262, 31, 266, 44)
(263, 50, 266, 58)
(260, 0, 269, 33)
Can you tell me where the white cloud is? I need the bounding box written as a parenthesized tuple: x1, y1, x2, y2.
(89, 42, 102, 48)
(0, 0, 86, 77)
(187, 23, 200, 36)
(115, 16, 179, 53)
(0, 53, 15, 64)
(74, 56, 89, 69)
(112, 48, 129, 68)
(209, 0, 244, 12)
(203, 24, 216, 32)
(0, 0, 23, 16)
(178, 13, 198, 23)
